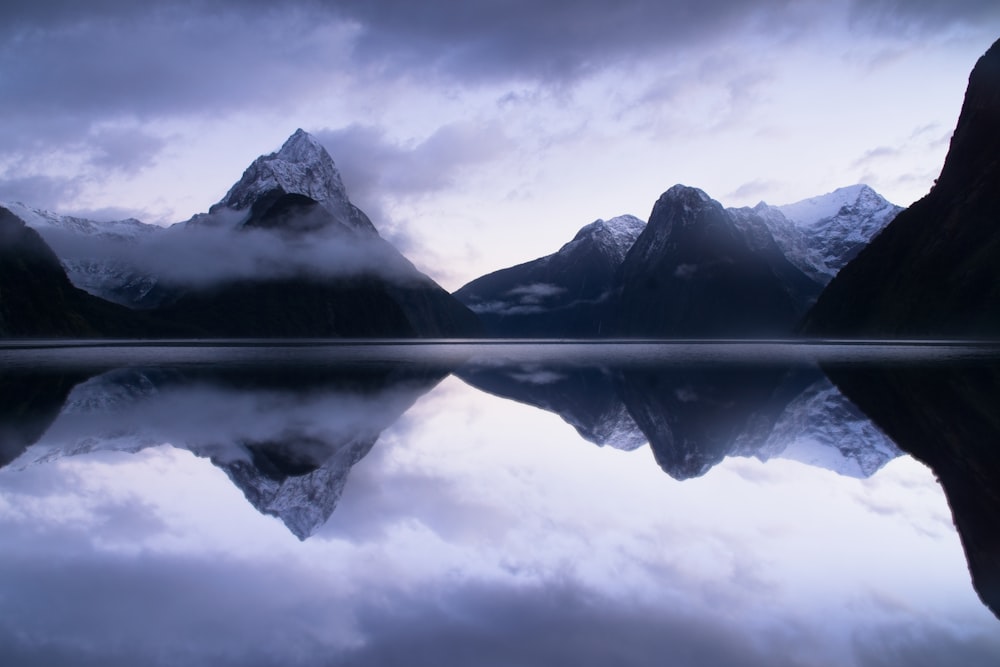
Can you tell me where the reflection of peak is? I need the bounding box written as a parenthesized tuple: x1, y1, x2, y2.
(218, 434, 377, 541)
(759, 379, 901, 478)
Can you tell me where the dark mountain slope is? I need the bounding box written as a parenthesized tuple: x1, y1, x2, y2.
(0, 207, 160, 337)
(614, 186, 822, 337)
(805, 38, 1000, 337)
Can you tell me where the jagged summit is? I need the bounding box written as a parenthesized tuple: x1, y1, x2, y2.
(217, 129, 349, 212)
(568, 215, 646, 264)
(777, 184, 897, 227)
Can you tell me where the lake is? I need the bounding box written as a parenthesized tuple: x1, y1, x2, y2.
(1, 341, 998, 666)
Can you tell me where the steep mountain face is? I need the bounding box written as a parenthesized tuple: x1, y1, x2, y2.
(806, 38, 1000, 336)
(732, 184, 903, 285)
(0, 207, 157, 337)
(614, 186, 822, 337)
(206, 128, 377, 236)
(454, 215, 645, 336)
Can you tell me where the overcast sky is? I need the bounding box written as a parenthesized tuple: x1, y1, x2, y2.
(1, 1, 997, 289)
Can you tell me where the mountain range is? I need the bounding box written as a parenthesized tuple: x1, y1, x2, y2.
(456, 183, 900, 337)
(1, 121, 911, 340)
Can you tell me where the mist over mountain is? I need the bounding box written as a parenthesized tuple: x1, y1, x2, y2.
(1, 130, 481, 338)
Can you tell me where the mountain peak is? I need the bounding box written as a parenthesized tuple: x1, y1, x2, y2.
(216, 129, 349, 212)
(776, 184, 896, 227)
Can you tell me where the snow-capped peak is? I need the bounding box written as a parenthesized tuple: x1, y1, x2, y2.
(569, 214, 646, 263)
(776, 184, 888, 227)
(0, 200, 158, 240)
(752, 184, 903, 284)
(217, 129, 350, 212)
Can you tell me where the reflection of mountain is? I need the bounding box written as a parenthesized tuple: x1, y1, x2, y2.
(458, 365, 645, 451)
(10, 363, 450, 539)
(459, 361, 900, 479)
(824, 360, 1000, 618)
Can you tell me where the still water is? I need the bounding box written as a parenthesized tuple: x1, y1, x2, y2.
(0, 341, 998, 666)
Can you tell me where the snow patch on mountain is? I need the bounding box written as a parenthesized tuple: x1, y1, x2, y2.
(758, 184, 903, 283)
(566, 215, 646, 264)
(1, 200, 163, 306)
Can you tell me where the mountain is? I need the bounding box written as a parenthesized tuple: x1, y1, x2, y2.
(454, 215, 645, 336)
(0, 206, 162, 337)
(805, 38, 1000, 336)
(614, 185, 822, 337)
(732, 184, 903, 285)
(1, 130, 482, 338)
(183, 128, 377, 237)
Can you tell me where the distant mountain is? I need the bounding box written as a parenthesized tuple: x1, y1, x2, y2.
(457, 184, 881, 339)
(614, 185, 822, 337)
(0, 206, 162, 337)
(805, 38, 1000, 336)
(0, 200, 162, 307)
(731, 184, 902, 285)
(454, 215, 645, 336)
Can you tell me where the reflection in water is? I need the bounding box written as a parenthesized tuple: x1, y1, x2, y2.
(825, 359, 1000, 618)
(14, 363, 450, 539)
(459, 361, 899, 479)
(0, 342, 998, 665)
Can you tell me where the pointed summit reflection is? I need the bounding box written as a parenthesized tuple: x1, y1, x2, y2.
(13, 362, 451, 540)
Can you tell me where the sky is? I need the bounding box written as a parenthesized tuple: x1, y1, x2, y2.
(0, 1, 998, 290)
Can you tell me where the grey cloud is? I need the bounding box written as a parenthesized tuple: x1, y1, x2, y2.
(315, 122, 511, 202)
(86, 127, 168, 172)
(333, 0, 805, 83)
(0, 174, 84, 209)
(727, 179, 780, 202)
(849, 0, 1000, 31)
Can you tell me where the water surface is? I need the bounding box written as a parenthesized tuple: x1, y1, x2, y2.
(0, 341, 998, 666)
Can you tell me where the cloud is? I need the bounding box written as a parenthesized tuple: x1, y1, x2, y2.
(38, 222, 428, 289)
(848, 0, 1000, 31)
(333, 0, 809, 83)
(314, 122, 511, 204)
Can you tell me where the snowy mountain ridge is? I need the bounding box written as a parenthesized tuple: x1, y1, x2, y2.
(750, 185, 903, 283)
(565, 215, 646, 265)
